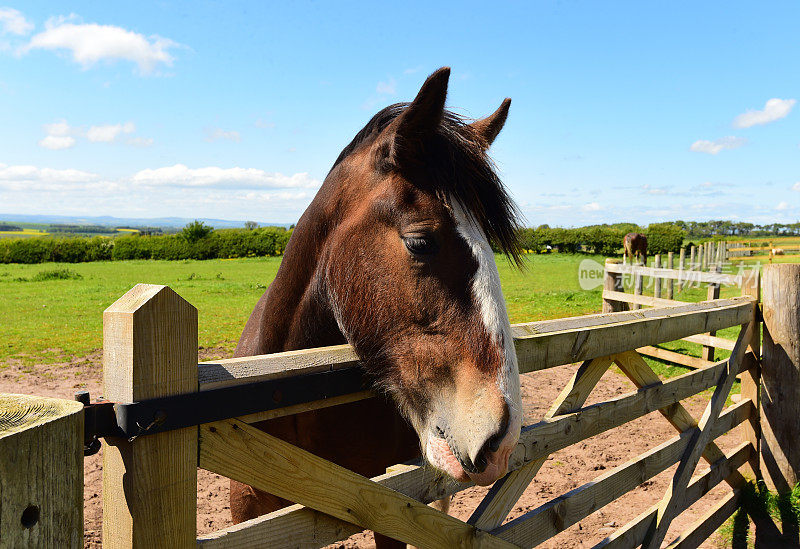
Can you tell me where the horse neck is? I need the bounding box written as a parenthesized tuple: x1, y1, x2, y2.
(235, 194, 346, 357)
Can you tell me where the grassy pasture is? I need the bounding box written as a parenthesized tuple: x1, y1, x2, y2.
(0, 254, 609, 364)
(0, 253, 768, 378)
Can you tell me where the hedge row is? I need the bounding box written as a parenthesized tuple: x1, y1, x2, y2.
(516, 224, 684, 256)
(0, 227, 291, 264)
(0, 223, 685, 264)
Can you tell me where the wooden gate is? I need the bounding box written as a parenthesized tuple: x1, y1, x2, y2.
(92, 282, 760, 548)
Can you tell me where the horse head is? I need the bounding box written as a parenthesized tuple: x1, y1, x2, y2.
(312, 68, 523, 485)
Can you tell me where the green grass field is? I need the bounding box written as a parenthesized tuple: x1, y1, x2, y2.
(0, 253, 765, 374)
(1, 253, 610, 365)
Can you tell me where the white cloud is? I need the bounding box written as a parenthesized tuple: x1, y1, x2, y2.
(690, 136, 747, 155)
(131, 164, 320, 189)
(776, 201, 790, 211)
(581, 202, 602, 211)
(43, 119, 71, 136)
(792, 182, 800, 192)
(0, 163, 101, 190)
(733, 98, 796, 128)
(38, 135, 76, 150)
(39, 118, 149, 148)
(87, 121, 135, 142)
(38, 119, 77, 149)
(0, 7, 33, 35)
(642, 184, 667, 195)
(0, 162, 318, 220)
(23, 18, 180, 74)
(376, 78, 396, 95)
(127, 136, 153, 147)
(204, 127, 241, 143)
(254, 118, 275, 129)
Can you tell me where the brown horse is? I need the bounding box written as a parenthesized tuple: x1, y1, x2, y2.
(230, 68, 524, 546)
(623, 232, 648, 264)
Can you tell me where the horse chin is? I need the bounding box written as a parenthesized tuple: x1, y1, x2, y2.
(425, 435, 471, 483)
(425, 432, 515, 486)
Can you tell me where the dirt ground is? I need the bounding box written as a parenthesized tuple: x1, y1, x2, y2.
(0, 351, 740, 548)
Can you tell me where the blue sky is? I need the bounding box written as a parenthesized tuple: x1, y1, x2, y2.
(1, 1, 798, 226)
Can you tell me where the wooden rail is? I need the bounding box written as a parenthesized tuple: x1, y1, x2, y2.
(87, 282, 772, 549)
(191, 298, 756, 548)
(602, 258, 758, 376)
(197, 297, 754, 422)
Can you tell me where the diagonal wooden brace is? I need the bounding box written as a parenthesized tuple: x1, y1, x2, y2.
(199, 418, 518, 549)
(642, 321, 753, 549)
(612, 350, 746, 489)
(468, 356, 614, 530)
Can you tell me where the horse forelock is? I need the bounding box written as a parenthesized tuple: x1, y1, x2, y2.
(329, 103, 523, 266)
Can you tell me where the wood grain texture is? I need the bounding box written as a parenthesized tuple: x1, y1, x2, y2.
(198, 362, 756, 548)
(102, 284, 198, 549)
(196, 297, 754, 394)
(0, 393, 84, 548)
(601, 290, 684, 309)
(512, 354, 746, 472)
(613, 350, 745, 489)
(492, 407, 751, 547)
(702, 266, 723, 362)
(199, 419, 515, 549)
(761, 264, 800, 492)
(681, 333, 736, 351)
(642, 322, 752, 549)
(654, 255, 662, 299)
(605, 262, 741, 286)
(739, 268, 761, 477)
(667, 252, 674, 300)
(636, 346, 718, 372)
(602, 259, 626, 313)
(594, 440, 752, 549)
(512, 297, 752, 375)
(468, 357, 613, 530)
(663, 490, 740, 549)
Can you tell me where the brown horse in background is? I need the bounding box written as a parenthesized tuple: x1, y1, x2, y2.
(230, 68, 524, 547)
(623, 232, 648, 264)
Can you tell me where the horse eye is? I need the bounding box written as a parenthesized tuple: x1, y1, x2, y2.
(403, 236, 438, 255)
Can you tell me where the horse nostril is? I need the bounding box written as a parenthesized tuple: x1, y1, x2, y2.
(474, 451, 488, 473)
(488, 431, 503, 453)
(488, 406, 510, 453)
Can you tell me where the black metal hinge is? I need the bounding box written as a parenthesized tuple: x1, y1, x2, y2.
(76, 366, 367, 455)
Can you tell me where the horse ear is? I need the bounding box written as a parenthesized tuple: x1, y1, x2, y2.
(469, 98, 511, 149)
(383, 67, 450, 164)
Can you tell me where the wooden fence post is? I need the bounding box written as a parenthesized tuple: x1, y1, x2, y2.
(667, 251, 675, 300)
(700, 244, 707, 271)
(701, 265, 722, 362)
(740, 268, 761, 477)
(603, 258, 625, 313)
(633, 256, 644, 311)
(653, 254, 662, 299)
(0, 394, 84, 547)
(102, 284, 198, 548)
(761, 264, 800, 492)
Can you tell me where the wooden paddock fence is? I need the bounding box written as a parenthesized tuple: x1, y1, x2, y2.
(687, 240, 800, 260)
(604, 256, 759, 371)
(3, 265, 800, 548)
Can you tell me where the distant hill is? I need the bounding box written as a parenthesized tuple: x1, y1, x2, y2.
(0, 213, 293, 230)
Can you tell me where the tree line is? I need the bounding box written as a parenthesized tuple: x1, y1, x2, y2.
(672, 220, 800, 238)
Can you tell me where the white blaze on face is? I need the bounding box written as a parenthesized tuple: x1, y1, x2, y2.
(448, 201, 522, 460)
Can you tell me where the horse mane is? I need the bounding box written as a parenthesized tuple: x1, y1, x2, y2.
(330, 103, 523, 266)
